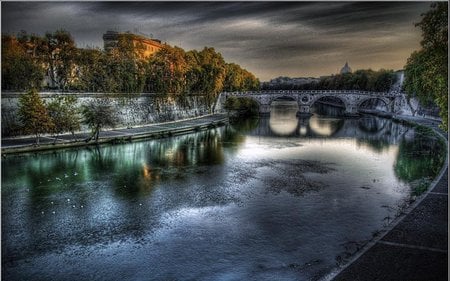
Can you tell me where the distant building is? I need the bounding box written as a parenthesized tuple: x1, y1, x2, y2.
(340, 62, 352, 74)
(103, 31, 164, 59)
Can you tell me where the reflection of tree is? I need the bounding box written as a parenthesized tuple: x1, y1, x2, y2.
(356, 138, 391, 153)
(358, 116, 387, 133)
(87, 146, 118, 172)
(394, 130, 446, 182)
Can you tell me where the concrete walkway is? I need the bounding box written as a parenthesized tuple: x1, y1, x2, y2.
(1, 114, 228, 154)
(329, 116, 448, 281)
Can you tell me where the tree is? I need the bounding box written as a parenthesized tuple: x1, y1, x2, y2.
(147, 45, 188, 94)
(187, 47, 226, 112)
(1, 34, 44, 91)
(403, 2, 448, 130)
(47, 95, 81, 143)
(223, 63, 260, 92)
(81, 99, 118, 142)
(37, 30, 77, 90)
(18, 89, 54, 145)
(74, 48, 116, 92)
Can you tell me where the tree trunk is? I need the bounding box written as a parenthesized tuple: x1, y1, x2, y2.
(94, 126, 100, 142)
(71, 131, 77, 142)
(53, 133, 59, 145)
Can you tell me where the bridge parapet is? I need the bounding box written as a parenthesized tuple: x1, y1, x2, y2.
(223, 90, 397, 97)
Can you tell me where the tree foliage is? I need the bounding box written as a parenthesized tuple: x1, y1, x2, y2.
(262, 69, 396, 92)
(47, 95, 81, 142)
(403, 2, 448, 130)
(18, 89, 54, 144)
(2, 29, 259, 100)
(39, 30, 78, 90)
(81, 99, 118, 142)
(1, 35, 44, 90)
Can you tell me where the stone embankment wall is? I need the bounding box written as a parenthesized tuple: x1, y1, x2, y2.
(1, 92, 209, 137)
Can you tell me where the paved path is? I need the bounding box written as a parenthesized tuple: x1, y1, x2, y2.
(330, 116, 448, 281)
(1, 114, 228, 154)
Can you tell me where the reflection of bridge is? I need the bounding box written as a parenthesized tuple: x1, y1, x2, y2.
(215, 90, 406, 115)
(247, 115, 409, 144)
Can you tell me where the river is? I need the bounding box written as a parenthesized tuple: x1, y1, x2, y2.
(1, 102, 445, 281)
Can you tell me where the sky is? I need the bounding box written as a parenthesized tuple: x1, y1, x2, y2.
(1, 1, 432, 81)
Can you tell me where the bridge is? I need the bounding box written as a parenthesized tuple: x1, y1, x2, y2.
(215, 90, 407, 115)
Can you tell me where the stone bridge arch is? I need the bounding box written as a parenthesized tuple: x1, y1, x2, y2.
(269, 95, 298, 104)
(309, 94, 349, 111)
(357, 96, 392, 112)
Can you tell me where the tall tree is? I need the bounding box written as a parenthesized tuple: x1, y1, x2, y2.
(147, 45, 188, 94)
(38, 30, 77, 90)
(18, 89, 54, 145)
(404, 2, 448, 130)
(188, 47, 226, 112)
(1, 34, 44, 91)
(47, 95, 81, 143)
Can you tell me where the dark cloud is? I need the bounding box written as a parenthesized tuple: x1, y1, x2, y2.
(1, 1, 432, 80)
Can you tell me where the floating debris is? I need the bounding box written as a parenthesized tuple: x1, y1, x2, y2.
(55, 177, 61, 181)
(73, 172, 78, 176)
(67, 199, 70, 202)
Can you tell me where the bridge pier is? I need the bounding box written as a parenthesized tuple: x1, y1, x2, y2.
(259, 104, 271, 115)
(344, 106, 360, 117)
(297, 105, 312, 116)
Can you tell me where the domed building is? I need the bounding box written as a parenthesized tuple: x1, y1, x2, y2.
(340, 62, 352, 74)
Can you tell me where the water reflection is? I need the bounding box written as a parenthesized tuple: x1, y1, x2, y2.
(2, 104, 446, 281)
(261, 103, 405, 154)
(394, 128, 446, 182)
(269, 100, 298, 136)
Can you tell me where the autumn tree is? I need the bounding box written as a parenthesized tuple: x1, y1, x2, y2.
(1, 34, 44, 91)
(110, 34, 147, 93)
(186, 47, 226, 112)
(36, 30, 77, 90)
(147, 45, 188, 94)
(18, 89, 54, 145)
(81, 99, 118, 142)
(74, 48, 113, 92)
(404, 2, 448, 130)
(47, 95, 81, 143)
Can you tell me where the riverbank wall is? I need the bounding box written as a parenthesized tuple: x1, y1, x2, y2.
(1, 92, 209, 137)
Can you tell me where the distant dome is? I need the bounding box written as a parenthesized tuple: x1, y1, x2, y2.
(340, 62, 352, 74)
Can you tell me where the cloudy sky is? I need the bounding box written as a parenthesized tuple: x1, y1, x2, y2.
(2, 1, 431, 81)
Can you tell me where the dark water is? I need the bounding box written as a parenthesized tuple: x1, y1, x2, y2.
(2, 103, 445, 281)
